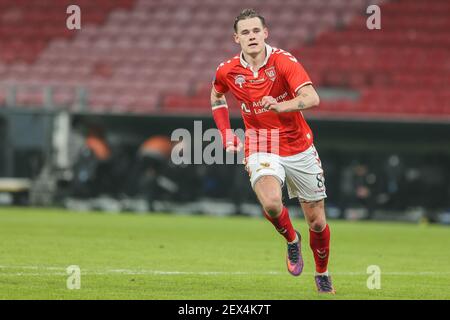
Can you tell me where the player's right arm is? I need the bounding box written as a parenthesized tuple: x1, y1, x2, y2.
(210, 87, 242, 153)
(211, 87, 228, 110)
(211, 63, 242, 153)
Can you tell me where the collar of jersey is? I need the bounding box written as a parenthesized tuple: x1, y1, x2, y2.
(239, 44, 273, 73)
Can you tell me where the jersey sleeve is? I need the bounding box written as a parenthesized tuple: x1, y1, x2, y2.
(212, 64, 229, 94)
(278, 52, 312, 96)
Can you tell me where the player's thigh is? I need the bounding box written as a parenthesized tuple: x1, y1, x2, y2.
(282, 144, 327, 203)
(254, 175, 283, 211)
(246, 152, 285, 190)
(246, 152, 285, 211)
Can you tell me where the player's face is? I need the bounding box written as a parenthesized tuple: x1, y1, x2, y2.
(234, 17, 268, 56)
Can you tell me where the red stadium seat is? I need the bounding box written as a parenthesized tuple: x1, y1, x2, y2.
(2, 0, 448, 118)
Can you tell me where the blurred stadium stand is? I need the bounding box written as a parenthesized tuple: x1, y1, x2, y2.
(1, 0, 448, 119)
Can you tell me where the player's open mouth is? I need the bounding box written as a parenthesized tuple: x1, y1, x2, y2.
(249, 43, 258, 47)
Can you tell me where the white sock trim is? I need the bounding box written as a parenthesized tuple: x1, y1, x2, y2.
(288, 233, 299, 244)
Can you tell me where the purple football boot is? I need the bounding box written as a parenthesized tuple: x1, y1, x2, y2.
(314, 274, 336, 294)
(286, 231, 304, 276)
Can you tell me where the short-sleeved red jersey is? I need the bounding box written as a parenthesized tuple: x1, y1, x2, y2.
(213, 44, 314, 157)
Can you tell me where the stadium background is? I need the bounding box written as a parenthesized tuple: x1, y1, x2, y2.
(0, 0, 449, 300)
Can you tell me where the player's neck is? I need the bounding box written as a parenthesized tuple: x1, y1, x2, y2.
(242, 47, 267, 70)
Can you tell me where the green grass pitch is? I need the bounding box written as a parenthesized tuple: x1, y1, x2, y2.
(0, 207, 449, 300)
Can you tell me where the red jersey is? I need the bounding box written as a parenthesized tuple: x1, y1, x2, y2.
(213, 44, 314, 157)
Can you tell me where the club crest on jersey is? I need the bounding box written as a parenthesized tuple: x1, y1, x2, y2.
(265, 67, 276, 81)
(234, 75, 246, 88)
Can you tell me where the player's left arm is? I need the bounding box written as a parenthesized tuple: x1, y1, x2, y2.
(262, 84, 320, 113)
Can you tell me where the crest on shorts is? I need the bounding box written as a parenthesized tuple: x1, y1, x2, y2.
(234, 75, 246, 88)
(256, 162, 272, 173)
(265, 67, 276, 81)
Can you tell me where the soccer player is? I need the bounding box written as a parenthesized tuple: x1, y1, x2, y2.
(211, 9, 335, 294)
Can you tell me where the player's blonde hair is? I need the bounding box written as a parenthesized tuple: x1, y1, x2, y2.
(233, 9, 266, 32)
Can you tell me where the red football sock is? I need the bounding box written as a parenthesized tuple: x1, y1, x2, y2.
(263, 206, 297, 242)
(309, 224, 330, 273)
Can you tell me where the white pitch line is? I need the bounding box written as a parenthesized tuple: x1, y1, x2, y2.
(0, 266, 449, 276)
(0, 266, 63, 270)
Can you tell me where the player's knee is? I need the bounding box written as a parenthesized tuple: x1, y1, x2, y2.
(263, 197, 283, 217)
(309, 218, 326, 232)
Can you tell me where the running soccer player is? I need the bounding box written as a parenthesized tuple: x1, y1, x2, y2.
(211, 9, 335, 294)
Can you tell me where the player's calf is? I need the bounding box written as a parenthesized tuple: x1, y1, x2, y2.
(263, 206, 296, 243)
(309, 224, 330, 274)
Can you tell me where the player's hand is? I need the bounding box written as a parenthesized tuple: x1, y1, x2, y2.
(224, 134, 243, 153)
(225, 141, 243, 153)
(243, 157, 250, 175)
(262, 96, 277, 109)
(262, 96, 283, 113)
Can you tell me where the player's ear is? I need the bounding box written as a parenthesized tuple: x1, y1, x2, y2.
(234, 33, 240, 44)
(263, 27, 268, 40)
